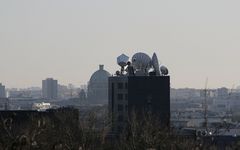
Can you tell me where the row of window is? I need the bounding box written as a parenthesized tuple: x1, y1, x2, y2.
(118, 115, 124, 122)
(117, 82, 128, 89)
(117, 104, 128, 111)
(117, 93, 128, 100)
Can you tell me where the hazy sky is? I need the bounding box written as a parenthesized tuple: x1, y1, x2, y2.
(0, 0, 240, 89)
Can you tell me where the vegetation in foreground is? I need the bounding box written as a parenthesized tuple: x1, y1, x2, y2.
(0, 107, 239, 150)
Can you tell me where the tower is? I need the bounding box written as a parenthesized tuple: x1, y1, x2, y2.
(0, 83, 6, 98)
(42, 78, 58, 99)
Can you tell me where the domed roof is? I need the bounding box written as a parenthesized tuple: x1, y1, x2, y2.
(89, 65, 111, 83)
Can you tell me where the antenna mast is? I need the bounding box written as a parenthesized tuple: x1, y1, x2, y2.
(203, 78, 208, 130)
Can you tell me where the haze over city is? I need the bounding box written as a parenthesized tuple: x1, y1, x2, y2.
(1, 0, 240, 88)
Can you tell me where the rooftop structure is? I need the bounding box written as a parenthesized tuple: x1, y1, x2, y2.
(115, 52, 169, 77)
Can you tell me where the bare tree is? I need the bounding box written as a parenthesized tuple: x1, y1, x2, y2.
(117, 111, 199, 150)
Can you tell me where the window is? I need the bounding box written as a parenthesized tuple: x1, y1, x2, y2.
(117, 83, 123, 89)
(125, 105, 128, 111)
(117, 94, 123, 100)
(125, 83, 128, 89)
(118, 105, 123, 111)
(125, 94, 128, 100)
(118, 115, 124, 122)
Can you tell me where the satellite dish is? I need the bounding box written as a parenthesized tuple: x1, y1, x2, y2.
(160, 65, 169, 75)
(152, 53, 160, 76)
(131, 52, 151, 74)
(117, 54, 129, 67)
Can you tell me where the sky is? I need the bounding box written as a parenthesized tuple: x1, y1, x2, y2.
(0, 0, 240, 89)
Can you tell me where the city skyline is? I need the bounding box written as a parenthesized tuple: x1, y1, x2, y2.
(1, 0, 240, 88)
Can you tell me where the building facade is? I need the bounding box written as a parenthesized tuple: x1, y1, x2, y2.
(0, 107, 79, 149)
(42, 78, 58, 99)
(0, 83, 6, 98)
(109, 76, 170, 133)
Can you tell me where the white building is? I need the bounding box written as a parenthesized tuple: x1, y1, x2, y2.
(42, 78, 58, 99)
(0, 83, 6, 98)
(32, 102, 51, 111)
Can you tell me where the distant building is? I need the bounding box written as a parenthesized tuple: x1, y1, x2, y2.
(57, 84, 68, 99)
(0, 83, 6, 98)
(8, 90, 31, 98)
(200, 89, 216, 98)
(0, 98, 9, 110)
(42, 78, 58, 99)
(216, 87, 228, 98)
(32, 102, 51, 111)
(171, 88, 201, 99)
(87, 65, 110, 104)
(79, 89, 86, 101)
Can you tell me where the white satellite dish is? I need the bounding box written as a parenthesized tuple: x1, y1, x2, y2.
(152, 52, 160, 76)
(131, 52, 151, 74)
(160, 65, 169, 75)
(117, 54, 129, 67)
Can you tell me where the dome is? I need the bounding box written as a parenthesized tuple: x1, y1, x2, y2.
(88, 65, 110, 104)
(89, 65, 111, 83)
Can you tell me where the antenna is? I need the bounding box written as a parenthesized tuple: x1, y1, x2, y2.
(160, 65, 169, 76)
(117, 54, 129, 75)
(131, 52, 151, 75)
(203, 78, 208, 130)
(152, 53, 160, 76)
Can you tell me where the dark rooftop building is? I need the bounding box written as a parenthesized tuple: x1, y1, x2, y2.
(109, 76, 170, 133)
(108, 52, 170, 134)
(0, 107, 79, 149)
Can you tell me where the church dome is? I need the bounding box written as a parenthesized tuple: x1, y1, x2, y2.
(89, 65, 111, 84)
(87, 65, 110, 104)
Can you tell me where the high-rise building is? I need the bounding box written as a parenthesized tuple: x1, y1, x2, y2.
(42, 78, 58, 99)
(109, 52, 170, 134)
(109, 76, 170, 133)
(0, 83, 6, 98)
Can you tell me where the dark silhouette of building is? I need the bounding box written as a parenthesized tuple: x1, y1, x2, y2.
(79, 89, 86, 101)
(109, 76, 170, 133)
(0, 83, 6, 98)
(0, 107, 79, 149)
(42, 78, 58, 100)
